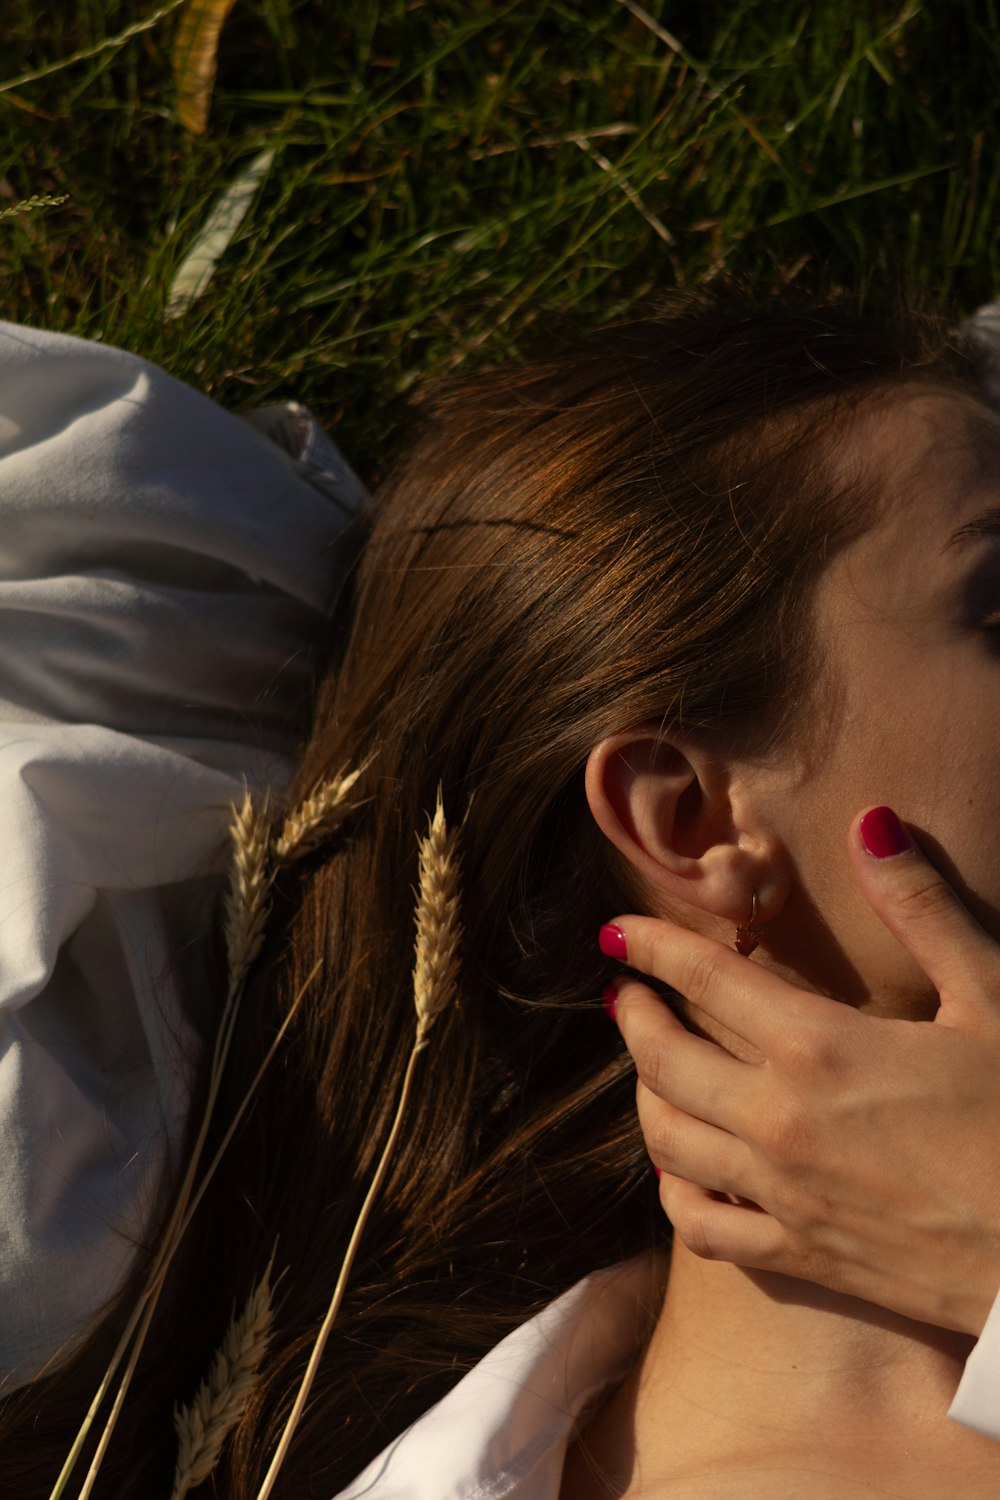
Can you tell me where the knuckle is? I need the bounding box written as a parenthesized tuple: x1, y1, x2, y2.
(671, 1199, 719, 1260)
(630, 1029, 670, 1098)
(772, 1020, 841, 1080)
(680, 944, 727, 1011)
(758, 1099, 813, 1164)
(890, 873, 959, 926)
(637, 1094, 681, 1167)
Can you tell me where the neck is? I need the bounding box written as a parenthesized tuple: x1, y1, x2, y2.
(566, 1241, 990, 1496)
(645, 1242, 973, 1438)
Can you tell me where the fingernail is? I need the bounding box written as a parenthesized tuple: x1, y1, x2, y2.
(653, 1166, 662, 1180)
(599, 923, 628, 960)
(859, 806, 913, 859)
(601, 983, 618, 1022)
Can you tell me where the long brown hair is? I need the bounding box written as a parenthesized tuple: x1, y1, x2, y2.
(0, 288, 987, 1495)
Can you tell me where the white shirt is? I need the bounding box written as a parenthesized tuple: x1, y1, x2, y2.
(0, 321, 364, 1385)
(334, 1253, 1000, 1499)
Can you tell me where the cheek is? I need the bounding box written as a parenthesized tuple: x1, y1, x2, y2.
(767, 689, 952, 1015)
(910, 769, 1000, 946)
(781, 785, 940, 1017)
(867, 672, 1000, 933)
(779, 665, 1000, 1015)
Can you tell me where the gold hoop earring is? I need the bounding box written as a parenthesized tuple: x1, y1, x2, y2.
(734, 891, 761, 957)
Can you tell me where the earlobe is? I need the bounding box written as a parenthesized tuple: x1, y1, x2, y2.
(585, 727, 785, 927)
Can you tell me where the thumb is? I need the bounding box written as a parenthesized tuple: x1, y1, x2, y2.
(847, 805, 1000, 1031)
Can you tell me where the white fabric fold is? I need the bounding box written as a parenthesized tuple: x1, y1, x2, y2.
(0, 320, 362, 1385)
(948, 1285, 1000, 1438)
(335, 1254, 665, 1500)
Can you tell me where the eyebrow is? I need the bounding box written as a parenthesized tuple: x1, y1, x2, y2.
(945, 507, 1000, 551)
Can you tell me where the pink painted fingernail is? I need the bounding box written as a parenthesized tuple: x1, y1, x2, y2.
(601, 983, 618, 1022)
(599, 923, 628, 960)
(860, 806, 912, 859)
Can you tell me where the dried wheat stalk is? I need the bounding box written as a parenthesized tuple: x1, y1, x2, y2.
(50, 767, 362, 1500)
(254, 785, 462, 1500)
(170, 1263, 275, 1499)
(62, 786, 279, 1500)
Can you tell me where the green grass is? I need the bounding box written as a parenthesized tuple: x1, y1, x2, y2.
(2, 0, 999, 474)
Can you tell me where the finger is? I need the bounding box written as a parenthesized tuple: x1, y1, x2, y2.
(658, 1173, 787, 1269)
(637, 1083, 758, 1198)
(600, 914, 844, 1052)
(614, 977, 757, 1132)
(848, 806, 1000, 1026)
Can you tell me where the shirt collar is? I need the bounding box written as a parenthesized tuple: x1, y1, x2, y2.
(335, 1251, 666, 1500)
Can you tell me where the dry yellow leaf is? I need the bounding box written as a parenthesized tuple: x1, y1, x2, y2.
(173, 0, 239, 136)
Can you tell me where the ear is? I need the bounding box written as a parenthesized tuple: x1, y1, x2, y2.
(584, 726, 788, 926)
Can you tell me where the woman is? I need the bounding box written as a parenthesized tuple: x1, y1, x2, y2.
(7, 289, 1000, 1496)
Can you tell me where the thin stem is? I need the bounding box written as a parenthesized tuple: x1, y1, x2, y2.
(0, 0, 188, 96)
(49, 828, 280, 1500)
(49, 962, 252, 1500)
(77, 1291, 159, 1496)
(178, 959, 322, 1239)
(254, 1039, 425, 1499)
(74, 955, 323, 1500)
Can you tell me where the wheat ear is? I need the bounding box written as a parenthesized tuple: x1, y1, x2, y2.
(254, 785, 462, 1500)
(170, 1262, 276, 1499)
(411, 784, 462, 1047)
(49, 768, 363, 1500)
(270, 761, 368, 864)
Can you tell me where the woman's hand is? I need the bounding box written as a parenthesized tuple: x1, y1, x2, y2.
(602, 805, 1000, 1337)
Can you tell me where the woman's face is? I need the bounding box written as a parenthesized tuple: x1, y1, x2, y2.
(755, 388, 1000, 1018)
